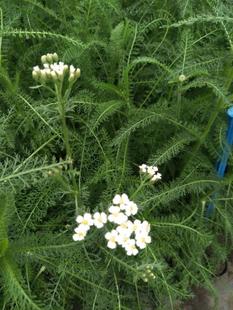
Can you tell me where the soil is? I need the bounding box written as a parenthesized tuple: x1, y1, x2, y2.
(182, 261, 233, 310)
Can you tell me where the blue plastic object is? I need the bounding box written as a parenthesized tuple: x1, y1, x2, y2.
(206, 106, 233, 217)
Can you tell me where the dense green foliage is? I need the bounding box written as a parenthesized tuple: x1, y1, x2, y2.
(0, 0, 233, 309)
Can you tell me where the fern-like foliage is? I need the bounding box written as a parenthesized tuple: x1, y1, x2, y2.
(0, 0, 233, 309)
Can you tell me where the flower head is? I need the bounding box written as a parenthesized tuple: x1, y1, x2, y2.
(124, 201, 138, 216)
(105, 230, 119, 249)
(127, 219, 142, 234)
(73, 226, 87, 241)
(125, 239, 139, 256)
(139, 164, 148, 173)
(139, 164, 161, 183)
(112, 193, 129, 206)
(108, 205, 128, 224)
(76, 213, 93, 231)
(32, 53, 80, 84)
(135, 233, 152, 249)
(93, 212, 107, 229)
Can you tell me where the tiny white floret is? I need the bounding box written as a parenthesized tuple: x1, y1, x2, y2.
(135, 234, 152, 249)
(105, 230, 119, 249)
(124, 201, 138, 216)
(139, 164, 147, 173)
(125, 239, 139, 256)
(76, 213, 93, 230)
(72, 227, 87, 241)
(93, 212, 107, 229)
(112, 193, 129, 206)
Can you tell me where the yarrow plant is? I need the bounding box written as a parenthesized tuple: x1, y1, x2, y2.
(72, 193, 152, 256)
(32, 52, 81, 163)
(139, 164, 162, 182)
(2, 2, 233, 309)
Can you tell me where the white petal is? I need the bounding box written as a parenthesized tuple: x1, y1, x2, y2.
(73, 234, 82, 241)
(84, 213, 92, 220)
(93, 221, 104, 229)
(121, 193, 129, 204)
(70, 65, 76, 74)
(147, 166, 155, 176)
(100, 212, 107, 223)
(93, 212, 100, 219)
(115, 213, 128, 225)
(107, 241, 117, 249)
(109, 205, 120, 214)
(139, 164, 147, 173)
(76, 215, 83, 223)
(120, 203, 127, 211)
(136, 241, 146, 249)
(108, 214, 115, 223)
(77, 224, 90, 232)
(105, 232, 111, 240)
(133, 249, 139, 255)
(113, 194, 121, 205)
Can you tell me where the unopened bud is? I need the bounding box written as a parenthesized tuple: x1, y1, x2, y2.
(201, 200, 206, 207)
(179, 74, 186, 82)
(32, 71, 38, 80)
(57, 71, 64, 80)
(44, 68, 51, 78)
(41, 55, 47, 64)
(53, 53, 58, 62)
(69, 65, 75, 74)
(40, 70, 46, 81)
(46, 53, 53, 63)
(51, 71, 57, 81)
(75, 68, 81, 78)
(40, 265, 46, 272)
(69, 73, 75, 82)
(64, 65, 69, 72)
(33, 65, 40, 72)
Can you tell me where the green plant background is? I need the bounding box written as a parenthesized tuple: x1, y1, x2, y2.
(0, 0, 233, 309)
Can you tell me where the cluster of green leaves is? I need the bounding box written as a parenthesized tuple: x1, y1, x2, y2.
(0, 0, 233, 309)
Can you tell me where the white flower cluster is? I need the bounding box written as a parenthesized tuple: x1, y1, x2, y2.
(139, 164, 162, 182)
(72, 193, 152, 256)
(105, 194, 151, 256)
(32, 53, 80, 83)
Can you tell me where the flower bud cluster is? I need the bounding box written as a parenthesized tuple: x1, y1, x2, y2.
(32, 53, 80, 83)
(141, 265, 156, 282)
(139, 164, 162, 182)
(41, 53, 58, 64)
(72, 193, 152, 256)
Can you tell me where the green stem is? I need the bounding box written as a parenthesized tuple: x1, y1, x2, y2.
(177, 85, 182, 119)
(130, 177, 151, 200)
(55, 83, 71, 159)
(55, 83, 79, 214)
